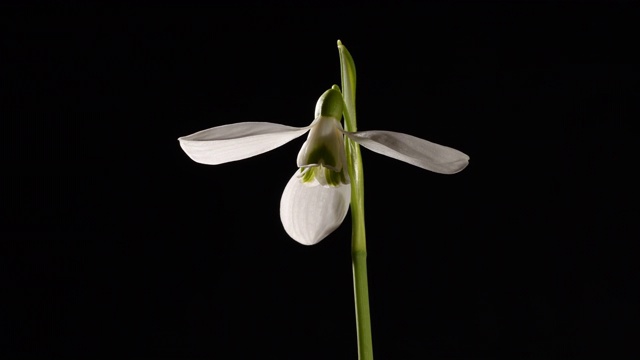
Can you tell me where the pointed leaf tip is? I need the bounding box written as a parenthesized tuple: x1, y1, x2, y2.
(337, 39, 343, 46)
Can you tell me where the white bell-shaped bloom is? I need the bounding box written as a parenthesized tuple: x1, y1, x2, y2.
(179, 88, 469, 245)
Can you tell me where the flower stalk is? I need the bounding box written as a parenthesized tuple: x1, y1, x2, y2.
(338, 40, 374, 360)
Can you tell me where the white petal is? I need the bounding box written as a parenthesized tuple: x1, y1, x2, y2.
(179, 122, 312, 165)
(280, 171, 351, 245)
(343, 130, 470, 174)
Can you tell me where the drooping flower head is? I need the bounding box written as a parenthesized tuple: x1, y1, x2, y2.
(297, 87, 349, 187)
(179, 85, 468, 245)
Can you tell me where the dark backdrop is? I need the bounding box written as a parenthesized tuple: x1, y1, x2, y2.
(3, 2, 638, 359)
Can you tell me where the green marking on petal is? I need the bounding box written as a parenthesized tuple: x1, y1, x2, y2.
(324, 167, 343, 187)
(300, 167, 317, 183)
(305, 143, 337, 169)
(299, 165, 349, 187)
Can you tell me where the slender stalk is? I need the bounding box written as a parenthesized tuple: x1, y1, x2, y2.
(338, 40, 374, 360)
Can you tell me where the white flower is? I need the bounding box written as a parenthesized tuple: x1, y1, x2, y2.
(179, 88, 469, 245)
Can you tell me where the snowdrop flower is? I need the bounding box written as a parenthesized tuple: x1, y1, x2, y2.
(179, 86, 469, 245)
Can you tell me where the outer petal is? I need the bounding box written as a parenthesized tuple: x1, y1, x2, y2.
(343, 130, 470, 174)
(179, 122, 312, 165)
(280, 171, 351, 245)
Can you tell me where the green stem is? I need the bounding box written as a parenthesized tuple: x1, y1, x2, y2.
(338, 40, 374, 360)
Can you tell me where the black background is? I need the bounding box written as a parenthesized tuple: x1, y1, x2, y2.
(2, 2, 639, 359)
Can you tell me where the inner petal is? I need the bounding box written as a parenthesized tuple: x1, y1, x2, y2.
(297, 116, 346, 172)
